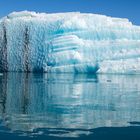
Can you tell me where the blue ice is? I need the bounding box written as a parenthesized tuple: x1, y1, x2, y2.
(0, 11, 140, 73)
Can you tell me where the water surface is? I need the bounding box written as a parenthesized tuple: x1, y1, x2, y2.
(0, 73, 140, 139)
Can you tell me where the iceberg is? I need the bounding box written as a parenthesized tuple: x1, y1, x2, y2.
(0, 11, 140, 73)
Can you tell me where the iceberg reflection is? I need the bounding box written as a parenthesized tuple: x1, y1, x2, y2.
(0, 73, 140, 137)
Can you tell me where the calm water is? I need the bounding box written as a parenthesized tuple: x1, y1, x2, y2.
(0, 73, 140, 140)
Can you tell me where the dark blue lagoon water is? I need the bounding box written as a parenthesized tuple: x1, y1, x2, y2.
(0, 73, 140, 140)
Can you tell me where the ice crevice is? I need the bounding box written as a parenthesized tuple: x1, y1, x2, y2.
(0, 11, 140, 74)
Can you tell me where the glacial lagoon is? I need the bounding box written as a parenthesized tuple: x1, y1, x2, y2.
(0, 73, 140, 139)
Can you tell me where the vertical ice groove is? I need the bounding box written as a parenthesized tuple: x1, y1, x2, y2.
(0, 21, 8, 72)
(0, 11, 140, 73)
(23, 26, 30, 72)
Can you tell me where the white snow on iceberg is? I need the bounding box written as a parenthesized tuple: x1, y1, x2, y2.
(0, 11, 140, 73)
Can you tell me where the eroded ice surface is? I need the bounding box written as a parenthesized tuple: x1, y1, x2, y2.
(0, 11, 140, 73)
